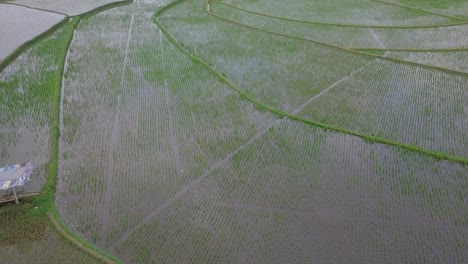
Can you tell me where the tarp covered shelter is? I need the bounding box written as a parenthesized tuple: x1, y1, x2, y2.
(0, 161, 33, 204)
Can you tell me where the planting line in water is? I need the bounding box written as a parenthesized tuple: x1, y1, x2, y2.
(154, 1, 468, 164)
(100, 13, 135, 244)
(39, 16, 121, 264)
(110, 50, 364, 247)
(371, 0, 468, 22)
(292, 60, 377, 115)
(111, 56, 388, 246)
(57, 20, 79, 195)
(352, 47, 468, 52)
(211, 1, 468, 29)
(368, 28, 389, 57)
(110, 117, 283, 250)
(109, 14, 465, 246)
(159, 29, 182, 172)
(208, 11, 468, 76)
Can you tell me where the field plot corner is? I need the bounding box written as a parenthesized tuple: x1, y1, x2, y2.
(0, 4, 65, 62)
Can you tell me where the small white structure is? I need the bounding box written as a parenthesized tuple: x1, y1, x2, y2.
(0, 161, 34, 204)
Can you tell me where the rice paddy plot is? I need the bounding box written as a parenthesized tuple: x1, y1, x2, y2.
(0, 4, 64, 61)
(57, 6, 136, 244)
(57, 1, 274, 253)
(298, 58, 468, 158)
(210, 2, 382, 49)
(6, 0, 125, 15)
(216, 0, 462, 27)
(115, 120, 468, 263)
(0, 19, 76, 191)
(159, 0, 374, 113)
(377, 0, 468, 20)
(386, 51, 468, 73)
(367, 24, 468, 50)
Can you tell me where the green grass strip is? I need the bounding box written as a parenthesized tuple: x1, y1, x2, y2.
(0, 17, 69, 72)
(79, 0, 134, 19)
(154, 1, 468, 165)
(42, 1, 135, 262)
(211, 1, 468, 29)
(0, 0, 132, 263)
(1, 1, 135, 263)
(207, 8, 468, 77)
(28, 16, 120, 264)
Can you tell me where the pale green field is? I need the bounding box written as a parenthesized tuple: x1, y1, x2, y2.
(1, 0, 467, 263)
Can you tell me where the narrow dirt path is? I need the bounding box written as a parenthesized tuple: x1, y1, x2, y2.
(100, 13, 135, 243)
(109, 54, 379, 249)
(292, 59, 376, 115)
(368, 27, 389, 57)
(110, 118, 284, 250)
(159, 29, 182, 173)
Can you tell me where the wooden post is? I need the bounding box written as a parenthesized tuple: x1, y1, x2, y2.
(12, 187, 19, 204)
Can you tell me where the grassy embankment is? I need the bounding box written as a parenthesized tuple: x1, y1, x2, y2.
(1, 1, 134, 263)
(153, 0, 468, 165)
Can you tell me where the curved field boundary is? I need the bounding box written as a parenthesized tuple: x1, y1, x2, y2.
(0, 0, 134, 71)
(211, 1, 468, 29)
(43, 1, 134, 261)
(155, 0, 468, 164)
(0, 1, 134, 263)
(47, 212, 120, 264)
(207, 7, 468, 77)
(2, 2, 68, 15)
(1, 0, 131, 16)
(78, 0, 133, 19)
(0, 17, 69, 72)
(353, 47, 468, 52)
(372, 0, 468, 22)
(38, 16, 122, 264)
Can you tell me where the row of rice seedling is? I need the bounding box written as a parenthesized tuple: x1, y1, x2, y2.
(209, 2, 381, 49)
(211, 1, 468, 51)
(159, 0, 374, 113)
(366, 24, 468, 50)
(116, 119, 467, 263)
(0, 19, 78, 191)
(57, 6, 136, 245)
(158, 0, 467, 158)
(374, 0, 468, 20)
(298, 58, 468, 158)
(386, 51, 468, 73)
(103, 12, 275, 249)
(216, 0, 461, 27)
(94, 13, 181, 248)
(57, 0, 275, 253)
